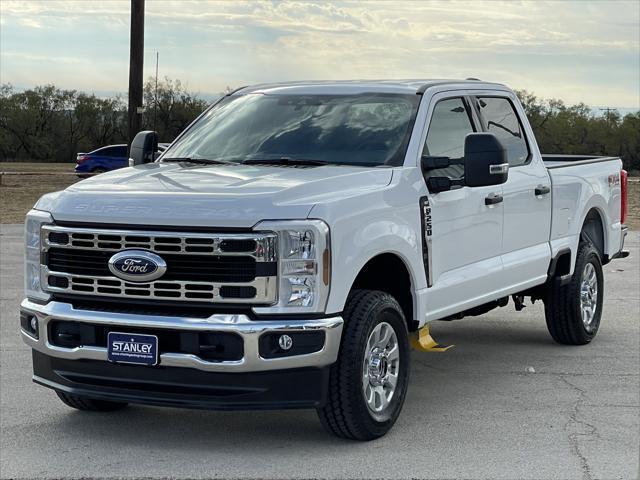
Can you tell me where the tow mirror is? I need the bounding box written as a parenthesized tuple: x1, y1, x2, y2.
(464, 133, 508, 187)
(129, 131, 159, 166)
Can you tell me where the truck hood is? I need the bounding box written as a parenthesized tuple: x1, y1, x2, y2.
(37, 163, 393, 228)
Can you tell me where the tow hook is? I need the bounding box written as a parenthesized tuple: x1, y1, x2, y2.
(410, 325, 453, 352)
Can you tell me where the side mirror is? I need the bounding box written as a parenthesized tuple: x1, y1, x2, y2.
(420, 156, 464, 193)
(129, 131, 159, 166)
(464, 133, 508, 187)
(426, 177, 452, 193)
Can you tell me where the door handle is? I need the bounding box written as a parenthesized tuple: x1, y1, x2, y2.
(535, 185, 551, 196)
(485, 193, 503, 206)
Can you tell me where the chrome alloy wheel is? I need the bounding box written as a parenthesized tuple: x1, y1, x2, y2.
(580, 262, 599, 332)
(362, 321, 400, 419)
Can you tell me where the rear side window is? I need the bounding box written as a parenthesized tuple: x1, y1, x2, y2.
(422, 97, 475, 179)
(94, 146, 126, 157)
(476, 97, 529, 167)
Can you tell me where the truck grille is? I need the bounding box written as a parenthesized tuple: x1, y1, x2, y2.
(41, 225, 278, 304)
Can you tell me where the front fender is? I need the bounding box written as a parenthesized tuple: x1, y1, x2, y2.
(311, 169, 427, 321)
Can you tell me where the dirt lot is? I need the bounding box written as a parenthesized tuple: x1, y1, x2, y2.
(0, 163, 81, 223)
(1, 162, 639, 228)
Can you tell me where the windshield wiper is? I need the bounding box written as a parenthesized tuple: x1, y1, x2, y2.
(162, 157, 230, 165)
(241, 157, 331, 166)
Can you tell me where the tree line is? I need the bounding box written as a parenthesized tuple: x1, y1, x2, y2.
(0, 78, 209, 163)
(1, 79, 638, 173)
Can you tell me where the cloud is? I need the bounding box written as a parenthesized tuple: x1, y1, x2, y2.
(0, 0, 638, 107)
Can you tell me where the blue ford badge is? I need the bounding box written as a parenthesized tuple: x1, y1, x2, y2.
(108, 250, 167, 282)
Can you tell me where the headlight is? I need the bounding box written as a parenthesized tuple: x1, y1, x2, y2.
(253, 220, 330, 314)
(24, 209, 52, 302)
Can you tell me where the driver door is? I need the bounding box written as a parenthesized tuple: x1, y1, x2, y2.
(422, 94, 505, 321)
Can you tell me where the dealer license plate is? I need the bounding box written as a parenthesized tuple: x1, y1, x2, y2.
(107, 332, 158, 366)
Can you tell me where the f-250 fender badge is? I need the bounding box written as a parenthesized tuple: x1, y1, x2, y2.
(420, 196, 433, 287)
(108, 250, 167, 282)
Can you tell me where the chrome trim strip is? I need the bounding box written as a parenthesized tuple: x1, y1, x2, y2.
(21, 299, 343, 372)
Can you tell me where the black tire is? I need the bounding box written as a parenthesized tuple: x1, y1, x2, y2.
(56, 391, 128, 412)
(91, 168, 106, 175)
(544, 242, 604, 345)
(317, 290, 410, 440)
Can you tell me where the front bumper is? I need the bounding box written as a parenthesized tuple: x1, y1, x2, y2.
(21, 299, 343, 409)
(32, 350, 331, 410)
(21, 299, 343, 372)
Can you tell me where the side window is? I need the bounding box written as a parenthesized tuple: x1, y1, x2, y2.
(423, 97, 475, 179)
(477, 97, 530, 167)
(95, 147, 114, 157)
(96, 146, 126, 157)
(112, 146, 128, 157)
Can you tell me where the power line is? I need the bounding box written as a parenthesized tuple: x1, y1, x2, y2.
(599, 107, 616, 116)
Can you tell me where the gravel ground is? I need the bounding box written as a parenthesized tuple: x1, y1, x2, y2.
(0, 224, 638, 480)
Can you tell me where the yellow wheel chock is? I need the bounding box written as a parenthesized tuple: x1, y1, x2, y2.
(410, 325, 453, 352)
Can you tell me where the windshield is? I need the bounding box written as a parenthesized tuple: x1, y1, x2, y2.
(161, 93, 420, 167)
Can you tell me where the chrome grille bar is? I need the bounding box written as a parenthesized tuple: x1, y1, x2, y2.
(42, 225, 278, 260)
(44, 268, 276, 304)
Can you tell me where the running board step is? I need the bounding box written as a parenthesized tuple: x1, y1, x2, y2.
(410, 326, 453, 352)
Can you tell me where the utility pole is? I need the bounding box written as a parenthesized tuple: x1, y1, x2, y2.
(127, 0, 145, 148)
(153, 51, 159, 134)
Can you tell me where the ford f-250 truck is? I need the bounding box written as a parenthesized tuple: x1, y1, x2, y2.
(21, 80, 629, 440)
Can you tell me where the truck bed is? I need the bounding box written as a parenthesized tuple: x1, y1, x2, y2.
(543, 154, 623, 269)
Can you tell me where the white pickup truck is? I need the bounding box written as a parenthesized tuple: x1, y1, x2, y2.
(21, 80, 629, 440)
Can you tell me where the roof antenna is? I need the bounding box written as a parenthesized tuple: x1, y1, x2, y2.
(466, 77, 481, 81)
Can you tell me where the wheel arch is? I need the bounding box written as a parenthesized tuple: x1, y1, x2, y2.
(580, 207, 606, 262)
(347, 252, 418, 331)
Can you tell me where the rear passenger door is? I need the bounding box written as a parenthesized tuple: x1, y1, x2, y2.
(473, 95, 551, 288)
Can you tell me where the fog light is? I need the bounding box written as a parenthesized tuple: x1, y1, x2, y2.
(20, 311, 39, 339)
(279, 334, 293, 351)
(259, 331, 325, 359)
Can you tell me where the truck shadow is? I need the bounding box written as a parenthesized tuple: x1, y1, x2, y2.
(48, 314, 567, 451)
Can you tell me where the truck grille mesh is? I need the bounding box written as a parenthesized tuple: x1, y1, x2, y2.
(47, 248, 263, 283)
(42, 225, 278, 304)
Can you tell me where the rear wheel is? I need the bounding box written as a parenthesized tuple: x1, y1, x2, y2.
(56, 391, 128, 412)
(317, 290, 410, 440)
(544, 242, 604, 345)
(91, 167, 106, 175)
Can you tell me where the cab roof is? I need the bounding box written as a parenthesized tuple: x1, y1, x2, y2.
(233, 79, 507, 96)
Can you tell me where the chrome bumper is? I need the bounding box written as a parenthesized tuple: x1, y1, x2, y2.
(612, 226, 630, 260)
(20, 299, 343, 373)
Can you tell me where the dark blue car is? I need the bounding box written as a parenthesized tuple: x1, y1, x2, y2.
(75, 144, 128, 176)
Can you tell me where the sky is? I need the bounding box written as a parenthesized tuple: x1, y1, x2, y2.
(1, 0, 639, 109)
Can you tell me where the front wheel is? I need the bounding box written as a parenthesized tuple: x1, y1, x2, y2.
(317, 290, 410, 440)
(544, 242, 604, 345)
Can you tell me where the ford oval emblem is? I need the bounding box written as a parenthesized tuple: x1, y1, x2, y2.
(108, 250, 167, 282)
